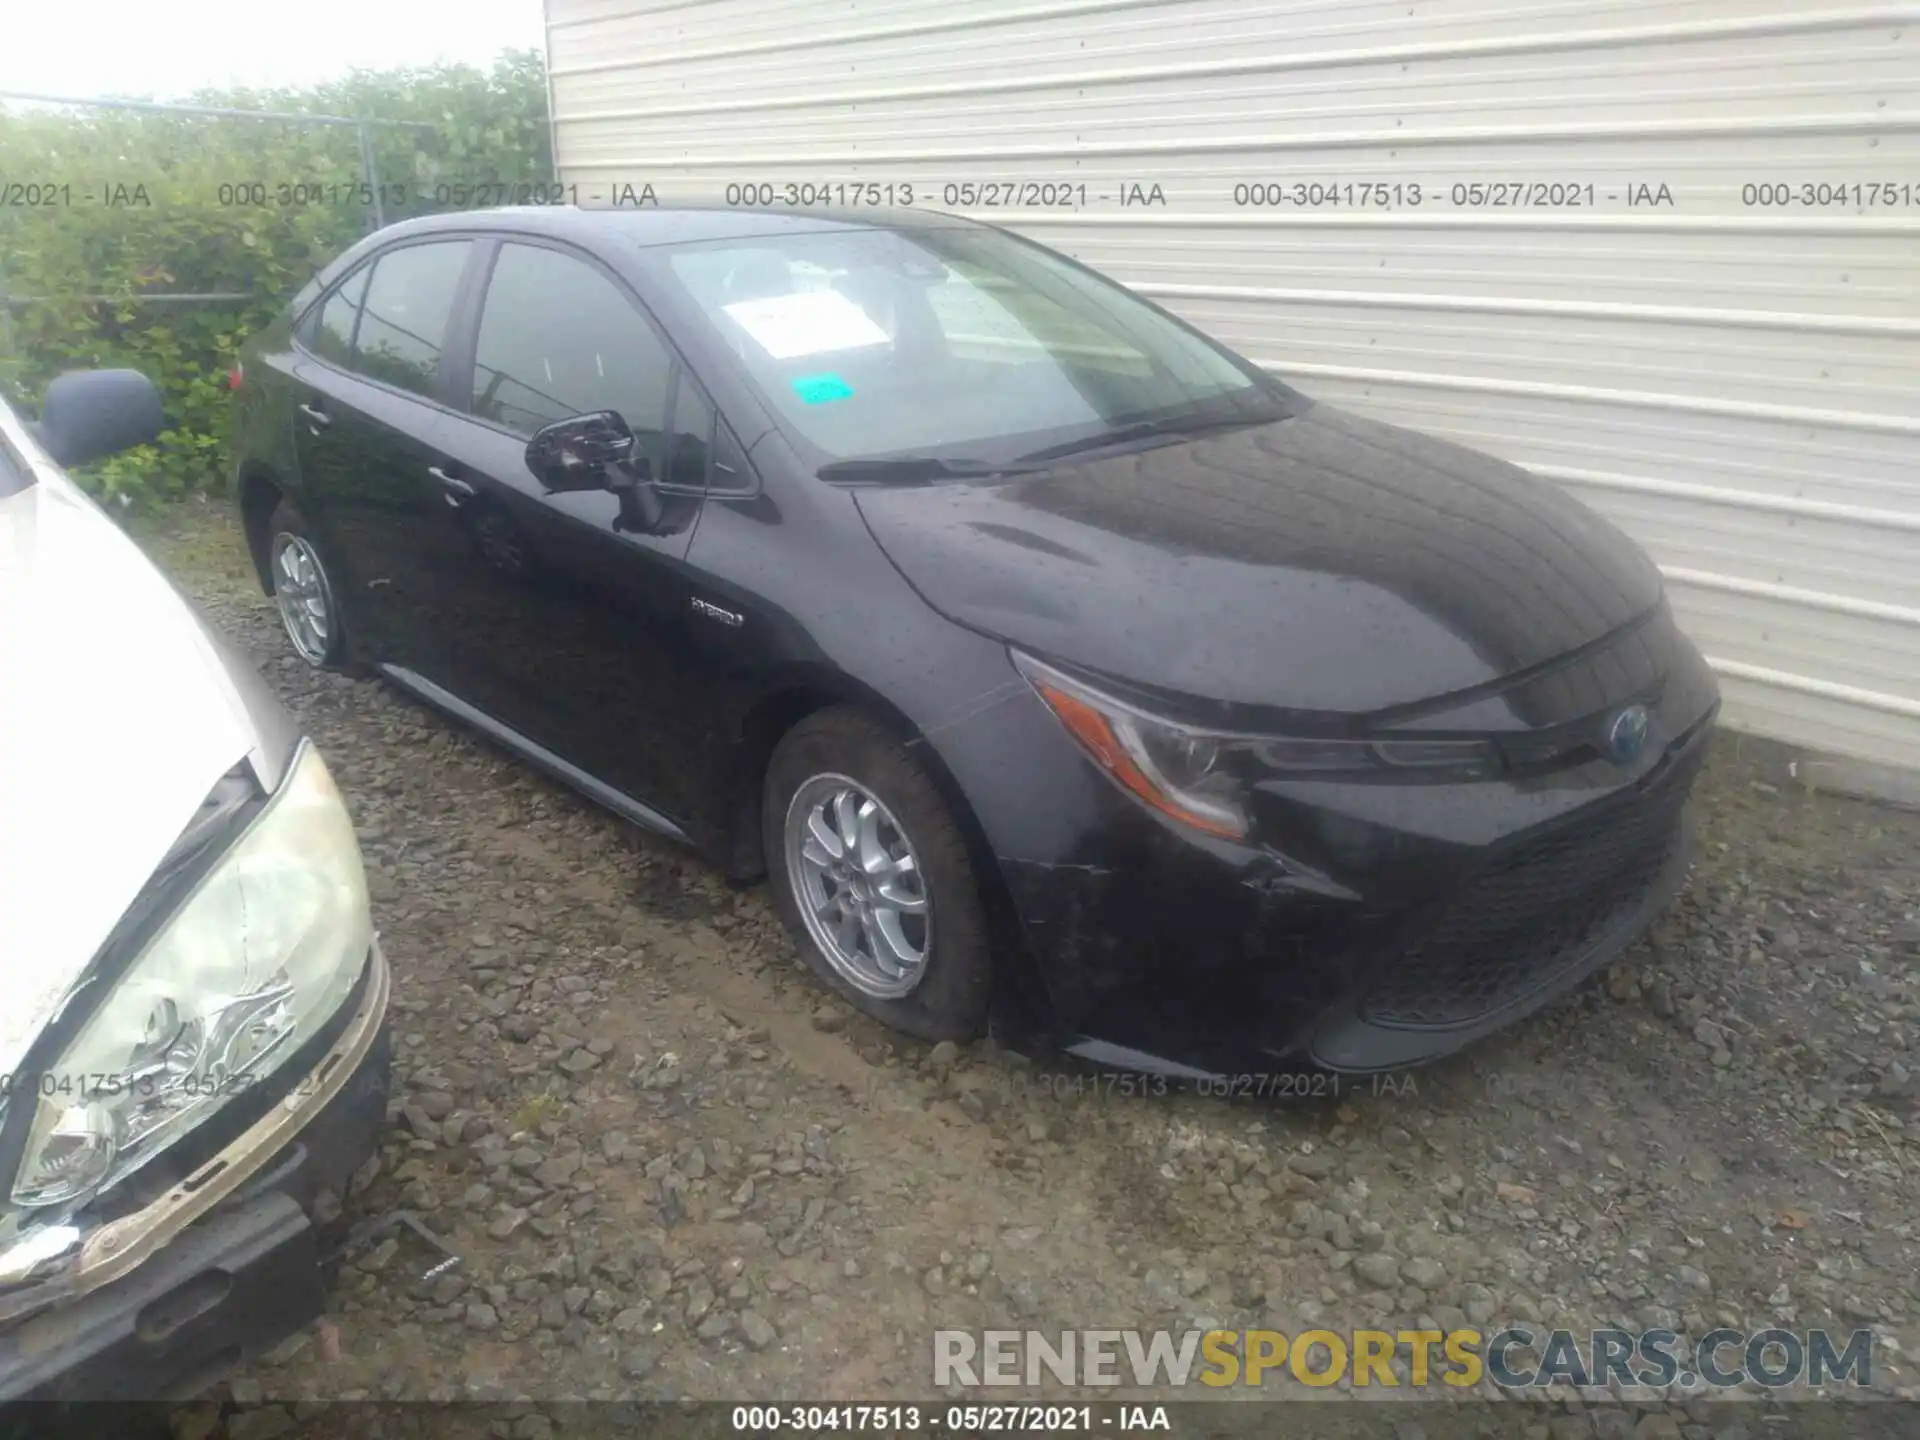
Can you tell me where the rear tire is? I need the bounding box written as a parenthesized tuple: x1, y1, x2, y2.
(266, 498, 350, 671)
(764, 707, 990, 1042)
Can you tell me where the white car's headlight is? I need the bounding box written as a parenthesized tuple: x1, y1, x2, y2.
(10, 741, 372, 1210)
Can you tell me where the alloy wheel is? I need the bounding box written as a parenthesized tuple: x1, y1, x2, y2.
(784, 772, 931, 998)
(271, 532, 335, 666)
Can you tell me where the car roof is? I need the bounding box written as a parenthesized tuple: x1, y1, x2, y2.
(370, 204, 988, 252)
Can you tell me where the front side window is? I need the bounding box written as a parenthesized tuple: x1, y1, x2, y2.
(470, 243, 675, 477)
(349, 241, 472, 398)
(660, 225, 1294, 469)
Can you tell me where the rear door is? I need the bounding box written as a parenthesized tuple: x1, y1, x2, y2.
(288, 238, 478, 670)
(426, 238, 710, 820)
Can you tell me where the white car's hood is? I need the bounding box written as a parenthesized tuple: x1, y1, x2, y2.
(0, 470, 256, 1077)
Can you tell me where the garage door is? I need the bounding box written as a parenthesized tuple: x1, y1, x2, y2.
(544, 0, 1920, 771)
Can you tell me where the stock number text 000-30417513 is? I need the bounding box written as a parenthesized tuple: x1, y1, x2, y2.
(212, 180, 579, 208)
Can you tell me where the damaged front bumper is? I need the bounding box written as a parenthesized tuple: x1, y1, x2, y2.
(993, 714, 1712, 1079)
(0, 942, 391, 1403)
(942, 598, 1723, 1081)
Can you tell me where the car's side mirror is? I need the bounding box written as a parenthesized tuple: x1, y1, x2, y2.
(34, 369, 164, 469)
(525, 410, 641, 494)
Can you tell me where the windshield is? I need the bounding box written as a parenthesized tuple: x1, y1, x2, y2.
(660, 223, 1298, 471)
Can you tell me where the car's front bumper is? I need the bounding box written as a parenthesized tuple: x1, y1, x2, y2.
(949, 603, 1724, 1079)
(0, 942, 390, 1403)
(994, 701, 1715, 1078)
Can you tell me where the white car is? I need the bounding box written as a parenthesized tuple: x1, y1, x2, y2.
(0, 370, 391, 1401)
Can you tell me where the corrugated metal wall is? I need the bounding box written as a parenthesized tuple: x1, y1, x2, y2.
(545, 0, 1920, 771)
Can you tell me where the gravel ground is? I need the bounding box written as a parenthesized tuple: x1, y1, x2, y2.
(131, 503, 1920, 1437)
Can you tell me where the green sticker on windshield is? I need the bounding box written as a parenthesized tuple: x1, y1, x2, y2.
(792, 373, 853, 405)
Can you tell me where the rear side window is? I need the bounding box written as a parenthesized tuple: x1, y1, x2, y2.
(307, 265, 369, 365)
(470, 243, 674, 470)
(349, 241, 472, 399)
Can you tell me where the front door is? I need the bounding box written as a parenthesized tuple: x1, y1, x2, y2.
(426, 239, 710, 823)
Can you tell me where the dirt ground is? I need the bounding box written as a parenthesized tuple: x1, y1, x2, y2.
(131, 503, 1920, 1438)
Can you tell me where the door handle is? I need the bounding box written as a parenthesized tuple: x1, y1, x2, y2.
(428, 465, 475, 498)
(297, 403, 331, 429)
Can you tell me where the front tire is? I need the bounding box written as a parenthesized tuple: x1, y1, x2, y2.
(764, 708, 990, 1042)
(266, 498, 349, 670)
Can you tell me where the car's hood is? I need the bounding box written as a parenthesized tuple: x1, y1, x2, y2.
(854, 404, 1664, 717)
(0, 474, 257, 1078)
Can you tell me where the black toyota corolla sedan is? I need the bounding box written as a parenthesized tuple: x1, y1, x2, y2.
(230, 205, 1719, 1078)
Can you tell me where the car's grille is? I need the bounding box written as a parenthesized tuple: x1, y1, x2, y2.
(1359, 757, 1696, 1030)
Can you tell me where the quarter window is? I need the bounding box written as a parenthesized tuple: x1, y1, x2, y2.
(664, 379, 714, 489)
(0, 430, 30, 500)
(349, 241, 472, 398)
(307, 265, 370, 366)
(470, 243, 674, 477)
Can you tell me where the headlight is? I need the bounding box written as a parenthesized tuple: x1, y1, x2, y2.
(9, 741, 371, 1211)
(1012, 651, 1501, 840)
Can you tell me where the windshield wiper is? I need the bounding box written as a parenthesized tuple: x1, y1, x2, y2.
(815, 456, 1042, 485)
(816, 410, 1280, 483)
(1015, 412, 1273, 465)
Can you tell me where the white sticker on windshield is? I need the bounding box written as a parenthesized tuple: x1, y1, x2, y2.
(722, 289, 891, 360)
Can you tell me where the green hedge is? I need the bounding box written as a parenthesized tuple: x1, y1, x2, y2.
(0, 52, 550, 505)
